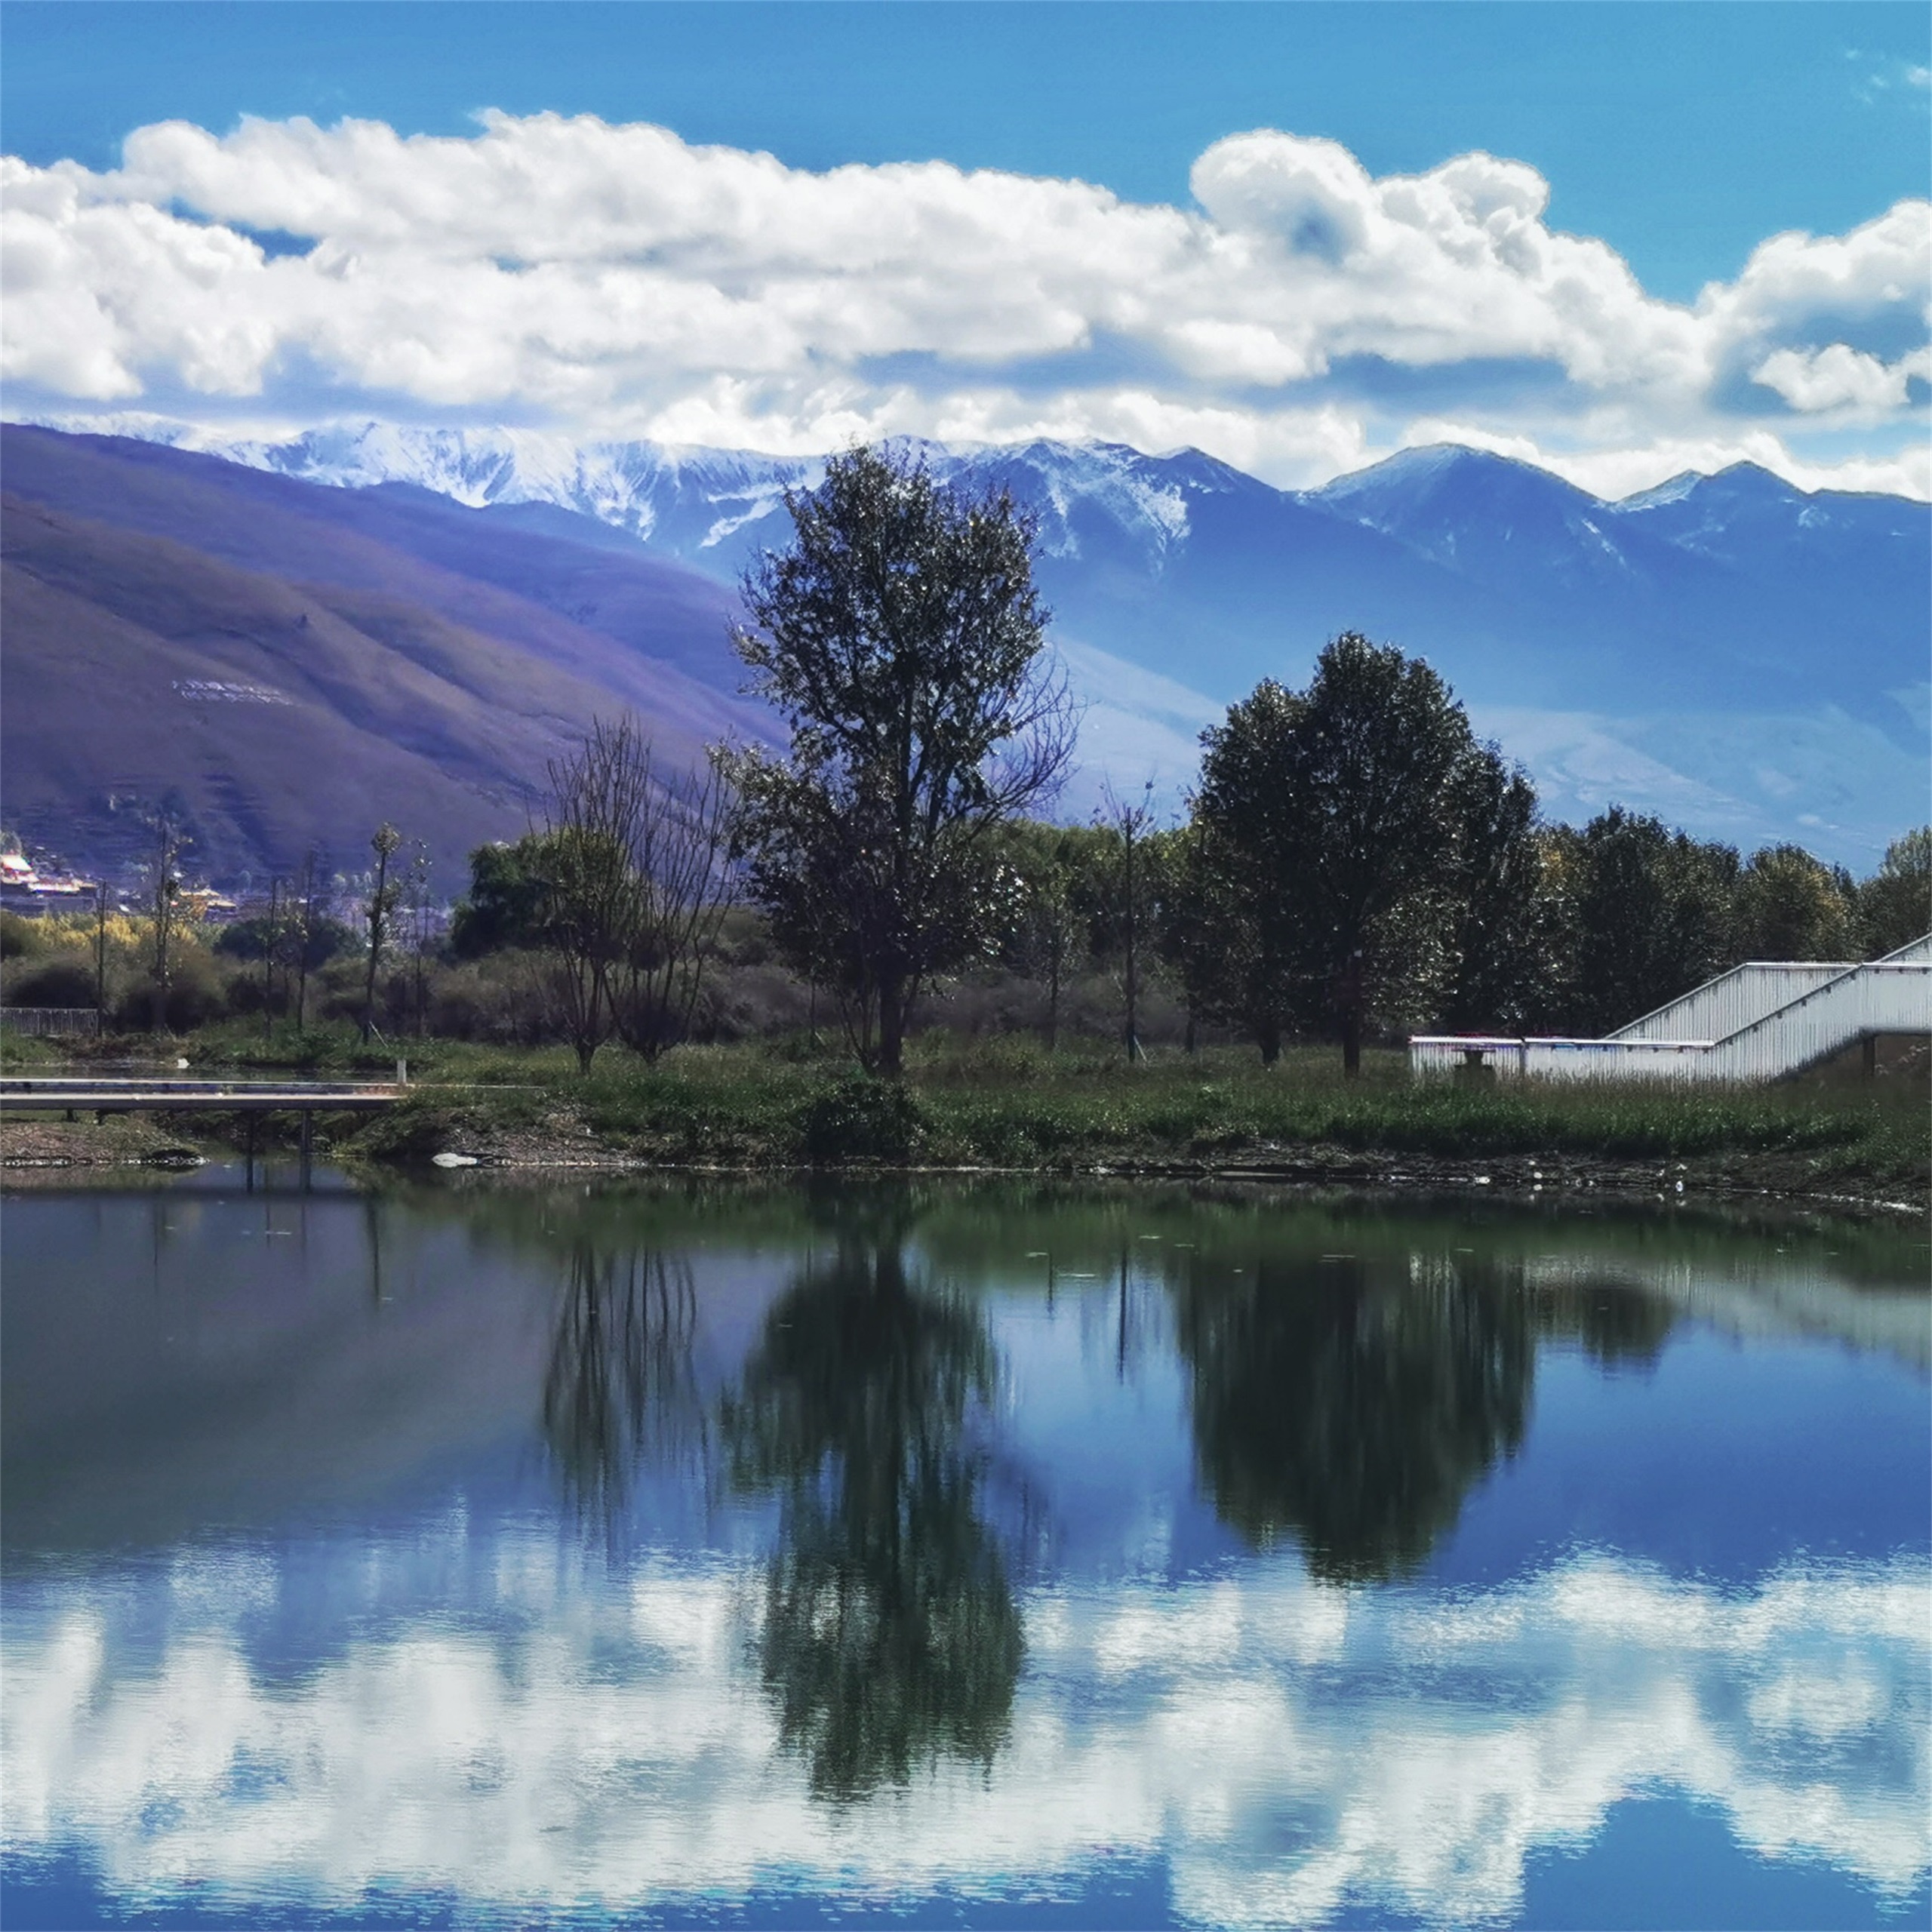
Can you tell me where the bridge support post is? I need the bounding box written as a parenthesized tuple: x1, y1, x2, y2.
(1863, 1035, 1878, 1078)
(299, 1109, 313, 1187)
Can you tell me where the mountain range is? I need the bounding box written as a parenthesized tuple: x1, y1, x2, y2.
(4, 417, 1926, 881)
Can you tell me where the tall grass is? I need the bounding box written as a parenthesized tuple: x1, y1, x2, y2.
(328, 1034, 1927, 1189)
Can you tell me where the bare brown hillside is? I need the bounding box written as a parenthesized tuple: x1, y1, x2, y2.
(0, 428, 768, 883)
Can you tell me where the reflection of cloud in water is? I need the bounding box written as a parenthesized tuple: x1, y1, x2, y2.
(5, 1545, 1927, 1927)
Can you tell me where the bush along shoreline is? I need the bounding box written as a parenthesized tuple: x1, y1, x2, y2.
(5, 1029, 1924, 1212)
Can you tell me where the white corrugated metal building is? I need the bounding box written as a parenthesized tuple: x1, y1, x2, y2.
(1411, 934, 1932, 1084)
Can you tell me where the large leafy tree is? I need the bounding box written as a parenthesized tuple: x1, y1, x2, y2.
(1190, 634, 1527, 1072)
(1437, 756, 1563, 1034)
(1550, 808, 1739, 1035)
(450, 838, 552, 958)
(1732, 843, 1857, 963)
(1856, 827, 1931, 958)
(729, 445, 1074, 1075)
(1182, 681, 1315, 1063)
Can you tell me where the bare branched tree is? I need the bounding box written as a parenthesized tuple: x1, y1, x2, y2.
(292, 849, 326, 1033)
(537, 718, 651, 1075)
(401, 842, 437, 1038)
(361, 823, 403, 1043)
(93, 879, 111, 1032)
(140, 801, 189, 1032)
(612, 748, 738, 1060)
(537, 718, 740, 1072)
(1100, 779, 1158, 1063)
(262, 876, 283, 1041)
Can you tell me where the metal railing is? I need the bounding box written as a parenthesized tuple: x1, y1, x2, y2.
(1411, 934, 1932, 1084)
(0, 1007, 101, 1038)
(0, 1075, 405, 1112)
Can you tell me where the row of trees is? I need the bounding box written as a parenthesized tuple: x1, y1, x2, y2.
(1162, 661, 1929, 1060)
(698, 444, 1926, 1073)
(17, 445, 1921, 1067)
(991, 792, 1927, 1066)
(429, 442, 1924, 1075)
(0, 808, 448, 1038)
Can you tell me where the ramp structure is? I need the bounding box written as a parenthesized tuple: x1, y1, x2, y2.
(1411, 934, 1932, 1084)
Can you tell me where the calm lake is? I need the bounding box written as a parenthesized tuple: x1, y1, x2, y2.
(3, 1169, 1927, 1930)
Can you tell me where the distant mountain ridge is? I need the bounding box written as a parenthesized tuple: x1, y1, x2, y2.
(6, 417, 1928, 869)
(122, 417, 1926, 703)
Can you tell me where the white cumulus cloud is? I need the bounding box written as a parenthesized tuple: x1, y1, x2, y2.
(2, 112, 1927, 495)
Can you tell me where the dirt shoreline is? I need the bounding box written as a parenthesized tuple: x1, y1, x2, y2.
(5, 1115, 1924, 1219)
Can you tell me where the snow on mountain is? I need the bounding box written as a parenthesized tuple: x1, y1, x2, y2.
(150, 422, 1251, 583)
(1304, 443, 1657, 592)
(13, 414, 1927, 862)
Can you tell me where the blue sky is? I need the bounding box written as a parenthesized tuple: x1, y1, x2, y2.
(7, 2, 1928, 299)
(3, 2, 1927, 494)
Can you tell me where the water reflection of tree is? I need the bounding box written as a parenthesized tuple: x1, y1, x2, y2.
(1537, 1277, 1676, 1368)
(541, 1244, 706, 1531)
(723, 1238, 1023, 1801)
(1175, 1252, 1534, 1583)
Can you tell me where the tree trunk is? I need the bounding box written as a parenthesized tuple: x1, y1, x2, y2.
(1046, 948, 1060, 1054)
(1338, 948, 1366, 1078)
(877, 977, 909, 1078)
(1257, 1020, 1281, 1067)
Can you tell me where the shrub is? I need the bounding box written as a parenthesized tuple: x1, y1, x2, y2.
(112, 955, 226, 1032)
(7, 957, 96, 1008)
(0, 912, 45, 961)
(799, 1072, 925, 1165)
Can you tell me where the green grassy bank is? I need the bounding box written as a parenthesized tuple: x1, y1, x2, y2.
(7, 1022, 1923, 1201)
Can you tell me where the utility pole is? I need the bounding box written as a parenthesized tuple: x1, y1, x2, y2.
(94, 880, 109, 1037)
(263, 878, 281, 1044)
(1122, 817, 1141, 1063)
(1103, 779, 1155, 1063)
(362, 824, 401, 1044)
(146, 808, 186, 1033)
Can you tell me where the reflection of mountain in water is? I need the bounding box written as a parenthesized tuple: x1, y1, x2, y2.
(723, 1238, 1023, 1800)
